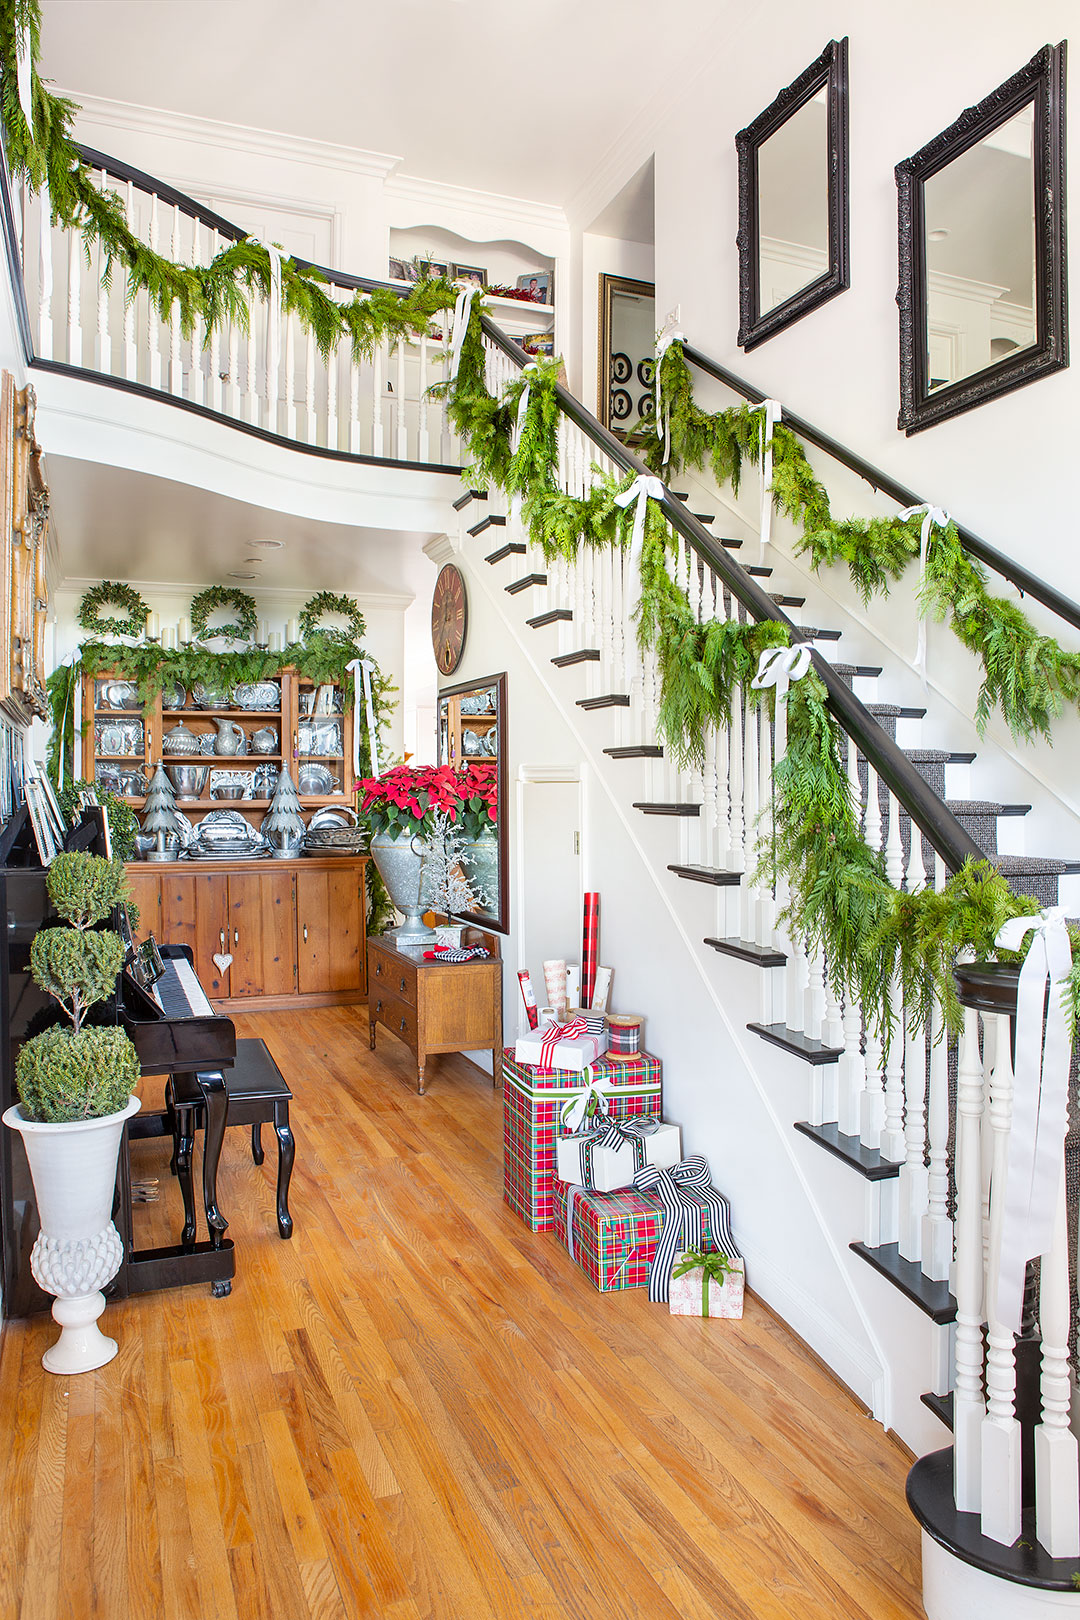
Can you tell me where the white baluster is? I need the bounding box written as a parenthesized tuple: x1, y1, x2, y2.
(954, 1004, 986, 1513)
(147, 194, 161, 389)
(66, 226, 81, 367)
(418, 332, 430, 462)
(1035, 1147, 1080, 1555)
(121, 183, 136, 380)
(349, 357, 361, 455)
(326, 325, 339, 453)
(169, 204, 182, 396)
(95, 170, 109, 374)
(284, 317, 296, 439)
(37, 185, 53, 359)
(858, 764, 886, 1145)
(757, 697, 774, 945)
(396, 339, 408, 459)
(922, 854, 953, 1281)
(980, 1012, 1022, 1545)
(898, 832, 929, 1260)
(740, 691, 759, 943)
(303, 329, 317, 444)
(880, 792, 907, 1162)
(372, 343, 384, 457)
(245, 296, 259, 425)
(189, 219, 204, 406)
(208, 230, 222, 413)
(226, 322, 239, 420)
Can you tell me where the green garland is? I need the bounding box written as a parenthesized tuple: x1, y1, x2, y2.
(0, 1, 458, 361)
(298, 593, 367, 646)
(189, 586, 258, 644)
(76, 580, 147, 639)
(641, 340, 1080, 744)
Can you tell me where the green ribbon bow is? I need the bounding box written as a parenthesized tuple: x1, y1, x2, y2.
(671, 1248, 736, 1317)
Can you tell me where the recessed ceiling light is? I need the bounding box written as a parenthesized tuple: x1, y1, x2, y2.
(928, 228, 950, 242)
(242, 557, 262, 564)
(228, 571, 257, 579)
(250, 538, 285, 550)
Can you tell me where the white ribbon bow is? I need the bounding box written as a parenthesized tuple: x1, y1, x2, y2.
(898, 504, 950, 688)
(992, 908, 1073, 1332)
(514, 361, 541, 445)
(614, 474, 665, 576)
(654, 309, 684, 468)
(17, 19, 33, 137)
(346, 656, 380, 780)
(447, 288, 474, 384)
(750, 642, 813, 697)
(247, 237, 285, 394)
(560, 1068, 613, 1134)
(751, 399, 783, 556)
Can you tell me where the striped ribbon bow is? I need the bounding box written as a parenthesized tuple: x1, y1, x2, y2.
(571, 1115, 661, 1188)
(538, 1017, 588, 1069)
(633, 1156, 740, 1303)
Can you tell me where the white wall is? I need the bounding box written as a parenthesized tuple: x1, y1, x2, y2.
(579, 234, 655, 420)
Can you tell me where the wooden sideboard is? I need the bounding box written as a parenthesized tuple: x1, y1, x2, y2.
(126, 854, 368, 1011)
(367, 930, 502, 1095)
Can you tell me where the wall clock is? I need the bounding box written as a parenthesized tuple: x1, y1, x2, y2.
(431, 563, 468, 676)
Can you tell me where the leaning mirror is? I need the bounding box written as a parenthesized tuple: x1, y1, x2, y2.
(896, 43, 1067, 433)
(597, 273, 656, 436)
(736, 38, 849, 350)
(437, 672, 508, 934)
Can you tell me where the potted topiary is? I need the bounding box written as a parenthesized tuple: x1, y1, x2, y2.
(3, 852, 142, 1374)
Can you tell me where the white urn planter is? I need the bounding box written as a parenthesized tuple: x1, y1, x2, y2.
(3, 1095, 141, 1374)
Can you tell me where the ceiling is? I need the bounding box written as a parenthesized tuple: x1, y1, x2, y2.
(39, 0, 724, 208)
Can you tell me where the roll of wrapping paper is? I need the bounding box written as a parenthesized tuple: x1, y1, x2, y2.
(543, 959, 568, 1020)
(581, 893, 600, 1007)
(518, 969, 539, 1030)
(565, 963, 581, 1010)
(607, 1014, 644, 1055)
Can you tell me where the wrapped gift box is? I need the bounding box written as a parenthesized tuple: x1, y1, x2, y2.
(669, 1256, 746, 1318)
(502, 1049, 662, 1231)
(553, 1177, 727, 1294)
(554, 1118, 682, 1192)
(514, 1019, 610, 1071)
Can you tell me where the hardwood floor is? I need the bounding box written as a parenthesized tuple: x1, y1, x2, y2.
(0, 1007, 925, 1619)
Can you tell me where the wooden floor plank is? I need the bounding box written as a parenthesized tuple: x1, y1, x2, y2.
(0, 1004, 925, 1619)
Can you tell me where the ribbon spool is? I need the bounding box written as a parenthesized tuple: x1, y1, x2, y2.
(607, 1014, 645, 1057)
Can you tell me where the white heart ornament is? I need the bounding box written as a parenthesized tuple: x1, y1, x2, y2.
(213, 953, 233, 973)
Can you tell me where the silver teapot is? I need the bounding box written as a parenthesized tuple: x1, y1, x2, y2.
(162, 719, 201, 757)
(250, 726, 278, 755)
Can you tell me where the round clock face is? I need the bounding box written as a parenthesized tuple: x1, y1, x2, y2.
(432, 564, 468, 676)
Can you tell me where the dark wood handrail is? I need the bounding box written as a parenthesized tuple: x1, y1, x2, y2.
(682, 343, 1080, 636)
(483, 315, 984, 873)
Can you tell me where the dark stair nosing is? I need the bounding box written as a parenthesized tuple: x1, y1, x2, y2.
(798, 626, 842, 642)
(485, 541, 527, 564)
(719, 537, 743, 550)
(769, 594, 806, 608)
(849, 1241, 956, 1323)
(552, 648, 600, 667)
(868, 703, 926, 721)
(745, 565, 773, 577)
(452, 488, 486, 511)
(577, 693, 630, 709)
(706, 936, 786, 968)
(606, 744, 664, 759)
(467, 513, 506, 536)
(633, 802, 701, 817)
(920, 1390, 953, 1430)
(505, 574, 547, 594)
(693, 513, 715, 525)
(526, 609, 572, 629)
(793, 1121, 900, 1181)
(995, 854, 1080, 875)
(746, 1023, 843, 1066)
(668, 864, 742, 887)
(832, 663, 884, 679)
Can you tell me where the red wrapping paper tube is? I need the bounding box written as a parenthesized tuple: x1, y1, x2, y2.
(518, 969, 539, 1030)
(581, 892, 600, 1008)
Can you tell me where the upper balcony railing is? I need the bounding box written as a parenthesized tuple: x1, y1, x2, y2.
(10, 144, 461, 472)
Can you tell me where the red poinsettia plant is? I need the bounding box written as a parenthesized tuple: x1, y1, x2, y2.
(357, 762, 497, 842)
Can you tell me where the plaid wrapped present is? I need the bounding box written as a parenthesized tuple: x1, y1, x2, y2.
(502, 1048, 662, 1231)
(553, 1177, 728, 1293)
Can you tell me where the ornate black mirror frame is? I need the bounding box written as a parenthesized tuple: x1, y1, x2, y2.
(437, 671, 509, 935)
(736, 38, 849, 351)
(896, 42, 1068, 435)
(597, 272, 656, 438)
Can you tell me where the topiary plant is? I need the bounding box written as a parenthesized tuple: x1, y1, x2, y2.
(13, 852, 140, 1124)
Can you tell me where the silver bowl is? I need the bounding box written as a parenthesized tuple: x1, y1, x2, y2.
(211, 784, 247, 801)
(165, 762, 209, 799)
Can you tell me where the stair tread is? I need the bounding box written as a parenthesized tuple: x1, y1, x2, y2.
(452, 488, 486, 510)
(706, 936, 787, 968)
(868, 703, 926, 720)
(633, 802, 701, 817)
(668, 864, 742, 886)
(943, 799, 1031, 817)
(527, 609, 573, 628)
(577, 694, 630, 709)
(505, 574, 547, 594)
(797, 627, 842, 641)
(745, 565, 773, 577)
(606, 745, 664, 758)
(920, 1390, 953, 1430)
(793, 1121, 901, 1181)
(552, 649, 600, 666)
(849, 1241, 956, 1323)
(746, 1023, 843, 1065)
(831, 663, 883, 678)
(994, 854, 1080, 874)
(485, 541, 527, 564)
(467, 513, 506, 536)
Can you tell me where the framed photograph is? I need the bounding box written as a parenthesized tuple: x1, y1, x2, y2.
(451, 263, 487, 290)
(23, 777, 56, 865)
(388, 257, 418, 283)
(418, 260, 448, 280)
(516, 270, 552, 306)
(521, 333, 555, 357)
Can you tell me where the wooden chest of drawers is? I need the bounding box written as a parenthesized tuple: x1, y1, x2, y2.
(367, 931, 502, 1095)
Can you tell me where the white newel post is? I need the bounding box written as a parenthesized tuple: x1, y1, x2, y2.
(980, 1012, 1022, 1546)
(1034, 1148, 1080, 1556)
(953, 1003, 986, 1513)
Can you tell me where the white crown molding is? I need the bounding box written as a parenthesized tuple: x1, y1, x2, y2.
(423, 534, 456, 567)
(61, 89, 403, 181)
(386, 172, 568, 243)
(56, 576, 414, 610)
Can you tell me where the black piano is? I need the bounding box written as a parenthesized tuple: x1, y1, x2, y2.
(1, 805, 235, 1311)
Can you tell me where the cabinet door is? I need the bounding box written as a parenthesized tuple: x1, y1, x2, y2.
(159, 870, 230, 999)
(122, 868, 161, 940)
(227, 870, 296, 998)
(296, 866, 363, 995)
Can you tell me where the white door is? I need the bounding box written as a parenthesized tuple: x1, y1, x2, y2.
(516, 775, 581, 1031)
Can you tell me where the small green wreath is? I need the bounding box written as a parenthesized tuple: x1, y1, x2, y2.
(298, 592, 366, 646)
(190, 586, 259, 644)
(77, 581, 149, 639)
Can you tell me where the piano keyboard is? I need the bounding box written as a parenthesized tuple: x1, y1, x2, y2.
(149, 954, 217, 1020)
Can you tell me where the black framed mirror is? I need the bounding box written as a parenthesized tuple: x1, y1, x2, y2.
(597, 273, 656, 436)
(437, 671, 508, 934)
(736, 38, 849, 351)
(896, 43, 1067, 434)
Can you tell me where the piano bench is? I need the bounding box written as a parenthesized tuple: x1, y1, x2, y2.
(168, 1038, 294, 1242)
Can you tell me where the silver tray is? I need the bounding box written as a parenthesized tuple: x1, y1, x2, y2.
(186, 843, 267, 860)
(232, 681, 281, 710)
(101, 680, 140, 710)
(161, 680, 187, 710)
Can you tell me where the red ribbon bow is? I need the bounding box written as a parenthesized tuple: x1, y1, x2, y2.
(538, 1017, 588, 1069)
